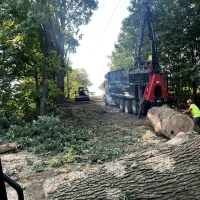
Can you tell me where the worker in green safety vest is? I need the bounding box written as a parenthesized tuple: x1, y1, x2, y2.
(145, 54, 152, 72)
(147, 55, 152, 61)
(183, 98, 200, 132)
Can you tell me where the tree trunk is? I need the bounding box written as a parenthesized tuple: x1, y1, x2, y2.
(44, 135, 200, 200)
(37, 6, 52, 115)
(146, 104, 194, 138)
(34, 66, 41, 117)
(56, 71, 65, 104)
(192, 83, 197, 103)
(40, 70, 49, 115)
(66, 68, 70, 99)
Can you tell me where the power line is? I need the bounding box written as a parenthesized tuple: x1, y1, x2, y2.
(94, 0, 121, 52)
(92, 0, 107, 38)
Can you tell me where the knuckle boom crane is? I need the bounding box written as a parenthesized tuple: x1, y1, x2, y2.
(104, 0, 168, 116)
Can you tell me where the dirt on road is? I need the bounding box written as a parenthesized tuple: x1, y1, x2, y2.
(1, 96, 167, 199)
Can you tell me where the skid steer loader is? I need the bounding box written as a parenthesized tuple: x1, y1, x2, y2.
(75, 87, 90, 101)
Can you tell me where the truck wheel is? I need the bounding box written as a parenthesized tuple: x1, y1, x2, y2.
(103, 96, 108, 105)
(125, 101, 132, 114)
(132, 100, 138, 115)
(114, 99, 119, 106)
(119, 100, 125, 112)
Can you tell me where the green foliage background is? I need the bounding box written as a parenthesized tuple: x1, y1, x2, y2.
(65, 68, 92, 99)
(0, 0, 97, 124)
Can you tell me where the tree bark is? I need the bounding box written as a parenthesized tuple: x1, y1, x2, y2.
(38, 11, 52, 115)
(55, 0, 66, 104)
(56, 71, 65, 104)
(0, 143, 17, 154)
(44, 134, 200, 200)
(66, 68, 70, 99)
(146, 104, 194, 138)
(34, 66, 41, 117)
(40, 70, 49, 115)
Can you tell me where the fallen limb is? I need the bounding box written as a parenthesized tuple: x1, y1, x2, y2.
(0, 143, 18, 154)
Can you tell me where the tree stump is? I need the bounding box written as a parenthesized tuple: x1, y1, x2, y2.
(146, 104, 194, 138)
(44, 135, 200, 200)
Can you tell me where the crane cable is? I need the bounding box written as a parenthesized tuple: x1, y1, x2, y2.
(92, 0, 107, 38)
(94, 0, 121, 52)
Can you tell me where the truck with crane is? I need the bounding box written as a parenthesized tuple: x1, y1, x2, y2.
(103, 0, 168, 116)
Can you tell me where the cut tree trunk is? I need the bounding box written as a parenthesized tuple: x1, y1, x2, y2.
(0, 143, 17, 154)
(146, 104, 194, 138)
(44, 135, 200, 200)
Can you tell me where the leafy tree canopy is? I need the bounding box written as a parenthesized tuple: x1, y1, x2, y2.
(65, 68, 92, 99)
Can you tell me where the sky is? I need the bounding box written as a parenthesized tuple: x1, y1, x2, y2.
(70, 0, 131, 96)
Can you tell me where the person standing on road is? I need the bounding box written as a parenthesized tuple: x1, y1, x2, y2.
(183, 98, 200, 132)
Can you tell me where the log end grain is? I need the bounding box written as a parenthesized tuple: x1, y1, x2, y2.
(166, 113, 194, 138)
(147, 105, 194, 139)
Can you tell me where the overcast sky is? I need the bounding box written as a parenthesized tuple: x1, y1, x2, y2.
(70, 0, 131, 95)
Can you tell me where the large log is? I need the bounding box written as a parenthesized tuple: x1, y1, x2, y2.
(0, 143, 17, 154)
(44, 134, 200, 200)
(146, 104, 194, 138)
